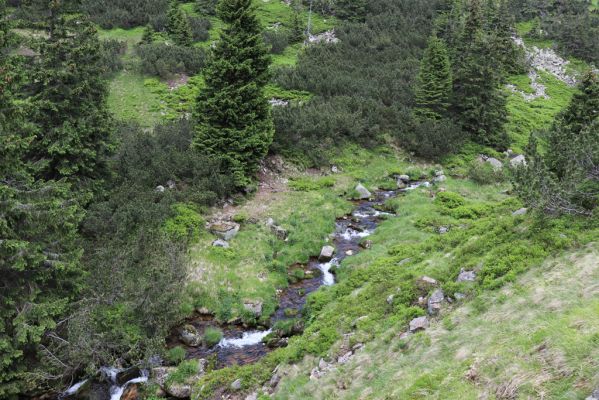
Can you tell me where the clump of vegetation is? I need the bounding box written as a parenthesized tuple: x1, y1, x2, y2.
(203, 327, 224, 347)
(166, 346, 187, 364)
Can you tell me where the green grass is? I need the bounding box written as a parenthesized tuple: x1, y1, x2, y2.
(505, 71, 576, 152)
(107, 69, 162, 126)
(203, 327, 224, 347)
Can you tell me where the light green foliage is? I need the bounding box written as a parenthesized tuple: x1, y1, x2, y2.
(288, 176, 335, 191)
(193, 0, 274, 187)
(203, 327, 224, 346)
(167, 360, 200, 385)
(166, 346, 187, 364)
(163, 203, 205, 241)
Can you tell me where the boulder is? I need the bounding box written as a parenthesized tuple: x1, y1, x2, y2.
(512, 208, 528, 216)
(457, 269, 476, 282)
(399, 174, 410, 182)
(409, 316, 429, 333)
(319, 245, 335, 262)
(270, 224, 288, 240)
(179, 324, 201, 347)
(433, 175, 447, 183)
(231, 379, 242, 391)
(416, 276, 438, 291)
(166, 383, 191, 399)
(355, 184, 372, 200)
(485, 157, 503, 170)
(586, 389, 599, 400)
(510, 155, 527, 167)
(116, 367, 141, 386)
(360, 240, 373, 249)
(152, 367, 176, 388)
(155, 185, 165, 193)
(212, 239, 229, 248)
(243, 301, 263, 317)
(427, 289, 445, 315)
(209, 222, 240, 241)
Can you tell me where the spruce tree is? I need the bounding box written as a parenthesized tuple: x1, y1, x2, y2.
(29, 16, 114, 191)
(166, 0, 193, 46)
(452, 0, 509, 149)
(414, 35, 453, 120)
(0, 2, 83, 395)
(335, 0, 367, 22)
(141, 23, 155, 44)
(290, 0, 305, 43)
(193, 0, 274, 187)
(195, 0, 218, 16)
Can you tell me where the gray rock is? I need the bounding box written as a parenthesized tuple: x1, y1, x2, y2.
(397, 180, 407, 189)
(243, 301, 263, 317)
(212, 239, 229, 248)
(166, 383, 191, 399)
(433, 175, 447, 183)
(485, 157, 503, 170)
(155, 185, 165, 193)
(399, 174, 410, 182)
(409, 316, 429, 333)
(337, 351, 353, 364)
(399, 331, 412, 340)
(270, 224, 288, 240)
(510, 155, 527, 167)
(438, 226, 449, 234)
(152, 367, 175, 389)
(454, 293, 466, 300)
(457, 269, 476, 282)
(245, 393, 258, 400)
(179, 324, 201, 347)
(209, 222, 240, 241)
(360, 240, 373, 249)
(435, 170, 444, 177)
(355, 183, 372, 200)
(586, 389, 599, 400)
(231, 379, 242, 391)
(319, 245, 335, 262)
(331, 165, 339, 173)
(417, 276, 438, 289)
(166, 180, 176, 189)
(386, 294, 394, 305)
(427, 289, 445, 315)
(351, 315, 368, 328)
(512, 208, 528, 216)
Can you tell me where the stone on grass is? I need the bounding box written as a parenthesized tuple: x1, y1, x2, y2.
(209, 222, 240, 241)
(319, 245, 335, 262)
(243, 301, 263, 317)
(457, 269, 476, 282)
(212, 239, 229, 248)
(438, 226, 449, 234)
(355, 183, 372, 200)
(416, 276, 438, 290)
(512, 208, 528, 216)
(586, 389, 599, 400)
(433, 175, 447, 183)
(510, 154, 527, 167)
(427, 289, 445, 315)
(399, 174, 410, 182)
(231, 379, 242, 391)
(409, 316, 429, 333)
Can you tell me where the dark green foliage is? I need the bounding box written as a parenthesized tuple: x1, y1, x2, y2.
(273, 0, 441, 164)
(195, 0, 218, 16)
(100, 39, 127, 74)
(193, 0, 274, 187)
(138, 42, 206, 78)
(29, 17, 115, 190)
(80, 0, 169, 29)
(334, 0, 367, 21)
(289, 0, 305, 43)
(166, 0, 193, 46)
(188, 16, 212, 42)
(263, 29, 289, 54)
(451, 0, 509, 149)
(0, 2, 84, 395)
(514, 71, 599, 216)
(414, 35, 453, 120)
(403, 117, 466, 160)
(141, 24, 155, 44)
(485, 0, 527, 75)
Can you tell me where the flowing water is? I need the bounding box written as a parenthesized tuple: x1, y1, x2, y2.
(61, 183, 428, 399)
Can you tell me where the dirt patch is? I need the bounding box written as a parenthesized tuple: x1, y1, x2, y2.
(167, 73, 189, 90)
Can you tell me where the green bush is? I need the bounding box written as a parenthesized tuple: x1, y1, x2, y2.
(167, 360, 200, 385)
(468, 160, 506, 185)
(166, 346, 186, 364)
(434, 191, 466, 209)
(203, 327, 224, 347)
(289, 176, 335, 191)
(232, 211, 249, 224)
(163, 203, 204, 241)
(137, 43, 206, 79)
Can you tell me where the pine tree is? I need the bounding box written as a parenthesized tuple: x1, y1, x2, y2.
(141, 24, 155, 44)
(335, 0, 367, 22)
(29, 16, 114, 191)
(546, 71, 599, 177)
(193, 0, 274, 187)
(414, 35, 453, 120)
(452, 0, 509, 149)
(195, 0, 218, 16)
(486, 0, 527, 75)
(289, 0, 305, 43)
(166, 0, 193, 46)
(1, 2, 84, 395)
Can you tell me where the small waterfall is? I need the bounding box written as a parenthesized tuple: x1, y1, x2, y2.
(218, 330, 273, 348)
(318, 258, 338, 286)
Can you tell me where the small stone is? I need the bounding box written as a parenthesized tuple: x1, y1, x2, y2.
(360, 240, 373, 249)
(399, 331, 412, 340)
(438, 226, 449, 234)
(209, 222, 240, 241)
(319, 358, 329, 370)
(386, 294, 394, 305)
(245, 393, 258, 400)
(345, 250, 354, 256)
(155, 185, 165, 193)
(179, 324, 201, 347)
(427, 289, 445, 315)
(397, 180, 407, 189)
(485, 157, 503, 170)
(586, 389, 599, 400)
(416, 276, 438, 290)
(270, 224, 288, 240)
(355, 183, 372, 200)
(165, 383, 191, 398)
(166, 180, 176, 189)
(512, 208, 528, 216)
(510, 154, 527, 167)
(454, 293, 466, 300)
(231, 379, 242, 391)
(409, 316, 429, 333)
(331, 165, 339, 173)
(351, 315, 368, 328)
(319, 245, 335, 262)
(212, 239, 229, 248)
(433, 175, 447, 183)
(457, 269, 476, 282)
(243, 301, 263, 317)
(435, 170, 444, 177)
(337, 351, 353, 364)
(399, 174, 410, 182)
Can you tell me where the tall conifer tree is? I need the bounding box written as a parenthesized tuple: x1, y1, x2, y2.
(414, 35, 453, 120)
(166, 0, 193, 46)
(193, 0, 274, 187)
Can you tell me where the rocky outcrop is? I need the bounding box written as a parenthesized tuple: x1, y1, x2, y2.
(209, 221, 240, 241)
(307, 30, 339, 44)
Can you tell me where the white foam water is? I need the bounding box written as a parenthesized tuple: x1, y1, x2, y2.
(318, 258, 338, 286)
(340, 228, 372, 240)
(63, 379, 88, 396)
(218, 330, 272, 348)
(108, 372, 149, 400)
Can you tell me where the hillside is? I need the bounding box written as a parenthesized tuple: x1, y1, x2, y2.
(1, 1, 598, 400)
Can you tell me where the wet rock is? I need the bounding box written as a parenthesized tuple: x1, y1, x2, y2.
(427, 289, 445, 315)
(179, 324, 201, 347)
(360, 240, 373, 249)
(116, 367, 141, 386)
(355, 183, 372, 200)
(512, 208, 528, 216)
(212, 239, 229, 248)
(409, 316, 429, 333)
(457, 269, 476, 282)
(243, 301, 263, 317)
(397, 180, 407, 189)
(319, 245, 335, 262)
(121, 384, 139, 400)
(62, 379, 91, 399)
(231, 379, 242, 391)
(510, 155, 526, 167)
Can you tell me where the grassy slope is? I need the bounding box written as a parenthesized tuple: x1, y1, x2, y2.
(102, 0, 334, 125)
(275, 244, 599, 399)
